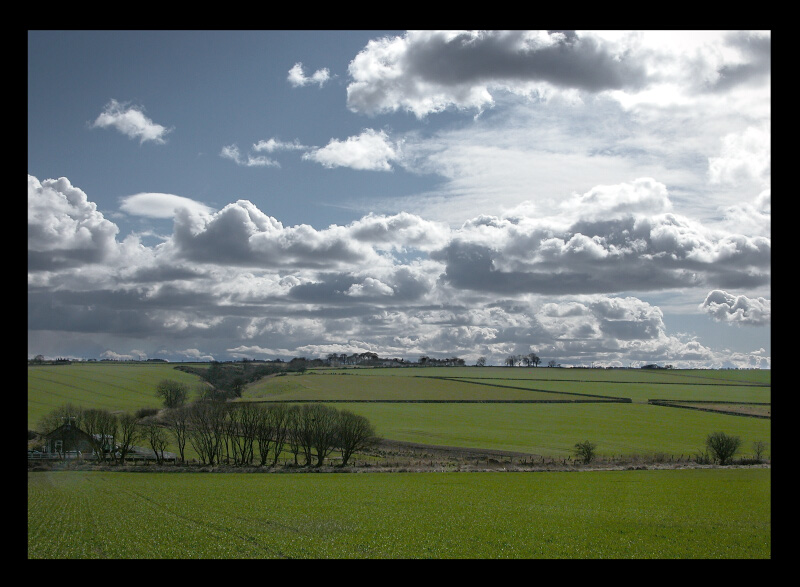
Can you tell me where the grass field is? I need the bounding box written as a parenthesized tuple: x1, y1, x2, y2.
(27, 363, 203, 430)
(27, 363, 772, 559)
(28, 364, 772, 460)
(28, 468, 770, 559)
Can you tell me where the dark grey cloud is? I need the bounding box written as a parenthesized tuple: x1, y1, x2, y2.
(710, 31, 771, 91)
(404, 30, 649, 92)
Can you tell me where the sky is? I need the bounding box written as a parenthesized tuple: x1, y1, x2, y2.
(27, 30, 771, 368)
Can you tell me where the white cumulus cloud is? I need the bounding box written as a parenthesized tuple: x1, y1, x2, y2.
(91, 99, 172, 144)
(700, 290, 770, 326)
(303, 129, 399, 171)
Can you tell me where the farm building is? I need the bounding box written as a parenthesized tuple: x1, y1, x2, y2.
(41, 418, 104, 458)
(31, 417, 177, 463)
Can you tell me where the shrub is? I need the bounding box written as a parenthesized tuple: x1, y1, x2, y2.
(705, 431, 742, 465)
(573, 440, 597, 464)
(135, 407, 159, 419)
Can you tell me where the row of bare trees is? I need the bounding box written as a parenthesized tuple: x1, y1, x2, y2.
(160, 402, 377, 467)
(505, 353, 541, 367)
(38, 401, 378, 467)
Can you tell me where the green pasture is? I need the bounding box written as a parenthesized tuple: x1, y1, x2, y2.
(28, 468, 770, 559)
(450, 379, 770, 404)
(243, 369, 770, 404)
(27, 363, 205, 430)
(314, 366, 771, 386)
(327, 401, 771, 459)
(28, 363, 771, 460)
(241, 372, 596, 402)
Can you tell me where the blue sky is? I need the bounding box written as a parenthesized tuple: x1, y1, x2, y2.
(28, 30, 770, 367)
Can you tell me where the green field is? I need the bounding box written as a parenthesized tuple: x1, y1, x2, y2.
(27, 363, 203, 430)
(27, 363, 772, 559)
(28, 364, 771, 460)
(28, 468, 770, 559)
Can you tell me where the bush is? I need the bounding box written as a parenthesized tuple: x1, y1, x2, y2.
(573, 440, 597, 464)
(155, 379, 189, 409)
(135, 407, 160, 419)
(705, 431, 742, 465)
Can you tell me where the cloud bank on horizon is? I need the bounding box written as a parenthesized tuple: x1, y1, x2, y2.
(28, 30, 770, 368)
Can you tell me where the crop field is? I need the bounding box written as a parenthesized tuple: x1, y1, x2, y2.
(27, 363, 202, 430)
(28, 363, 772, 559)
(29, 364, 771, 461)
(28, 468, 770, 559)
(317, 401, 770, 459)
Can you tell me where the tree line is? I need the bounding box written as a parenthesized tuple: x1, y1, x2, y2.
(36, 381, 378, 467)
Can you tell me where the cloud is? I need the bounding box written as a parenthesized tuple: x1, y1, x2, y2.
(708, 31, 771, 92)
(287, 62, 331, 87)
(346, 30, 650, 117)
(708, 125, 770, 186)
(28, 175, 119, 269)
(720, 189, 770, 236)
(700, 290, 770, 326)
(27, 174, 769, 368)
(119, 193, 215, 219)
(434, 179, 770, 295)
(220, 144, 280, 167)
(91, 99, 172, 144)
(171, 200, 380, 269)
(347, 212, 450, 251)
(303, 129, 399, 170)
(253, 138, 306, 153)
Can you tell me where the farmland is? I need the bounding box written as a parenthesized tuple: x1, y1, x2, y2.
(28, 362, 771, 558)
(29, 364, 771, 461)
(28, 468, 770, 558)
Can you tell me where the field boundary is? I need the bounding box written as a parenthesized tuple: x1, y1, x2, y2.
(238, 398, 632, 404)
(411, 375, 769, 388)
(423, 376, 632, 401)
(648, 399, 771, 419)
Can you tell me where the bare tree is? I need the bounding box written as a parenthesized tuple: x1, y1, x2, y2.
(476, 356, 486, 367)
(336, 410, 377, 467)
(188, 400, 227, 465)
(285, 406, 303, 465)
(224, 403, 259, 465)
(255, 403, 289, 466)
(752, 440, 769, 462)
(82, 409, 117, 462)
(139, 419, 170, 465)
(116, 413, 140, 463)
(161, 405, 191, 463)
(38, 403, 85, 435)
(308, 404, 340, 466)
